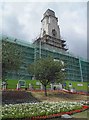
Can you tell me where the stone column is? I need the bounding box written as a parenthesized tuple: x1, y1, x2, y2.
(50, 83, 54, 90)
(29, 83, 33, 90)
(2, 84, 5, 90)
(16, 83, 20, 90)
(40, 83, 44, 90)
(2, 82, 6, 90)
(59, 83, 62, 90)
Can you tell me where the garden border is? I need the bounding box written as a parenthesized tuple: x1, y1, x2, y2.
(31, 105, 89, 120)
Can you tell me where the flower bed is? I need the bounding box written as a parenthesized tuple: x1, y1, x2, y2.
(2, 91, 40, 105)
(1, 101, 85, 120)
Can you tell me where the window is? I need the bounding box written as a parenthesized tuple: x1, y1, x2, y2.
(52, 29, 57, 36)
(43, 30, 46, 36)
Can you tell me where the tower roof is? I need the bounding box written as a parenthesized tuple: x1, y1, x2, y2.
(43, 9, 55, 17)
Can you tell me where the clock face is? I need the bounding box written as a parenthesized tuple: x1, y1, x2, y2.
(52, 29, 57, 36)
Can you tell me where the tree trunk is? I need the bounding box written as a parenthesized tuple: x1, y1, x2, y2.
(44, 85, 47, 96)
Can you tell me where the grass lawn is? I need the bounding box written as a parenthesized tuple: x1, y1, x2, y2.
(71, 110, 88, 118)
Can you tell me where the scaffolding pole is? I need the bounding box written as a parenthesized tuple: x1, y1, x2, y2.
(79, 58, 83, 82)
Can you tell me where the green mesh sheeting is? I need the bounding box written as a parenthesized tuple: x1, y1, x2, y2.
(1, 35, 89, 82)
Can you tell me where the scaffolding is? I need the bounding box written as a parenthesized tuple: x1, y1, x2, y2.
(1, 35, 89, 82)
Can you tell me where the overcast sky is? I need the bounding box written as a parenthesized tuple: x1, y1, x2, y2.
(0, 2, 87, 59)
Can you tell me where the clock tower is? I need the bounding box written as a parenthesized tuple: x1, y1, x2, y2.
(34, 9, 68, 51)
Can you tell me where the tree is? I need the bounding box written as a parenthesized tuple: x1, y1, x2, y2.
(2, 38, 22, 81)
(28, 57, 65, 96)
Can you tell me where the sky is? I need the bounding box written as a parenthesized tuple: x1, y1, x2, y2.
(0, 2, 87, 59)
